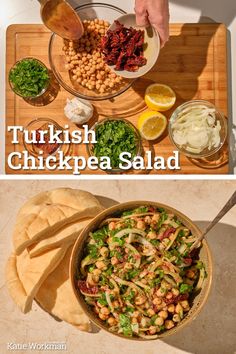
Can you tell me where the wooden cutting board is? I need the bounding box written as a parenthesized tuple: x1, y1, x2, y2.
(5, 23, 229, 175)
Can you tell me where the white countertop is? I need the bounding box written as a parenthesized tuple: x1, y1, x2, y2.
(0, 179, 236, 354)
(0, 0, 236, 175)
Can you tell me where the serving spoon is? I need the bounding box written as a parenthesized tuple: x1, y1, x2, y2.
(190, 190, 236, 251)
(37, 0, 84, 40)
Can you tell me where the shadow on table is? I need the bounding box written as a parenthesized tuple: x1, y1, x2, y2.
(163, 221, 236, 354)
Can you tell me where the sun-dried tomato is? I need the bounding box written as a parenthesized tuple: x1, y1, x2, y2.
(77, 280, 98, 295)
(101, 21, 147, 72)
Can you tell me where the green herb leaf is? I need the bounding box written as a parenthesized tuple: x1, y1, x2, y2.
(179, 283, 193, 294)
(9, 59, 49, 97)
(119, 314, 132, 336)
(93, 120, 138, 169)
(98, 293, 108, 306)
(112, 236, 125, 246)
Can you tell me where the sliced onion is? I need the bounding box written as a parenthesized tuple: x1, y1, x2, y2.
(172, 104, 222, 153)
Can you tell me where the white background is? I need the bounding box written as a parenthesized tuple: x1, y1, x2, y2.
(0, 0, 235, 175)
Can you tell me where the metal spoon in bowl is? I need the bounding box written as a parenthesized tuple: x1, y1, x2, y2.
(190, 190, 236, 251)
(37, 0, 84, 40)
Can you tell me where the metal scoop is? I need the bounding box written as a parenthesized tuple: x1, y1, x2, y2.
(38, 0, 84, 40)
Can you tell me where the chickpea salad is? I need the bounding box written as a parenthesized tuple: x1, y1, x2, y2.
(77, 206, 207, 339)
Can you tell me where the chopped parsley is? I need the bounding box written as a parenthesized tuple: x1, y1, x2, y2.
(9, 58, 49, 97)
(180, 283, 193, 294)
(93, 120, 138, 169)
(119, 314, 132, 336)
(112, 236, 125, 246)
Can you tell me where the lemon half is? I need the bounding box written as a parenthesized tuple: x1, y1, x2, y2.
(138, 111, 167, 140)
(145, 83, 176, 111)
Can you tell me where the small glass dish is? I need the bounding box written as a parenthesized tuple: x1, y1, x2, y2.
(86, 118, 142, 173)
(9, 58, 50, 99)
(48, 3, 135, 101)
(23, 118, 71, 159)
(169, 100, 227, 159)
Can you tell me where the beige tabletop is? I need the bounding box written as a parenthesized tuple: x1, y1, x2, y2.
(0, 180, 236, 354)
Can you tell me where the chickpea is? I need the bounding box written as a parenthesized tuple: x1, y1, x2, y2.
(153, 297, 162, 306)
(131, 317, 138, 324)
(136, 220, 146, 230)
(147, 231, 157, 240)
(72, 74, 77, 80)
(167, 304, 175, 313)
(132, 311, 140, 318)
(100, 247, 109, 258)
(180, 300, 190, 311)
(99, 313, 108, 321)
(109, 222, 116, 230)
(175, 303, 183, 319)
(155, 316, 164, 326)
(165, 320, 175, 330)
(152, 214, 160, 222)
(173, 314, 181, 323)
(186, 269, 195, 279)
(111, 257, 119, 266)
(161, 280, 172, 290)
(155, 288, 166, 297)
(135, 295, 147, 305)
(147, 308, 155, 317)
(166, 292, 173, 300)
(93, 268, 101, 276)
(95, 260, 107, 270)
(107, 317, 117, 326)
(149, 326, 157, 335)
(100, 307, 110, 316)
(158, 310, 168, 320)
(113, 300, 120, 309)
(124, 263, 133, 270)
(172, 288, 179, 297)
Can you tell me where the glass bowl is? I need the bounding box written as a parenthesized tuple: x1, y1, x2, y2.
(169, 100, 227, 159)
(23, 118, 71, 159)
(9, 58, 50, 99)
(48, 3, 135, 101)
(86, 118, 142, 173)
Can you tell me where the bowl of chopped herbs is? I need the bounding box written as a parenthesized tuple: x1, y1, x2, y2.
(9, 58, 50, 99)
(87, 118, 142, 173)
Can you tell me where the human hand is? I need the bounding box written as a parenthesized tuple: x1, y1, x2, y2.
(135, 0, 170, 47)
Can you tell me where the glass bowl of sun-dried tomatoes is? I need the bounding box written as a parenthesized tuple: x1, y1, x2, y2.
(49, 3, 136, 101)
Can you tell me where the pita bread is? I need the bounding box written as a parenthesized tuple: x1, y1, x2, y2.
(16, 244, 71, 313)
(36, 246, 91, 332)
(29, 217, 95, 258)
(13, 188, 103, 255)
(5, 253, 32, 313)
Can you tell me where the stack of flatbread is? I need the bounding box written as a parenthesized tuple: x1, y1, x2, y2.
(5, 188, 104, 332)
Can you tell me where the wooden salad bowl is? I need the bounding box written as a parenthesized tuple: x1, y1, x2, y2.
(70, 201, 213, 340)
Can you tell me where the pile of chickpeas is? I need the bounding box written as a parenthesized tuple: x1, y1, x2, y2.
(62, 19, 123, 94)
